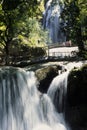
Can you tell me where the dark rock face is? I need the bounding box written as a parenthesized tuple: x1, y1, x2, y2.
(35, 63, 87, 129)
(35, 65, 62, 93)
(67, 67, 87, 106)
(66, 64, 87, 130)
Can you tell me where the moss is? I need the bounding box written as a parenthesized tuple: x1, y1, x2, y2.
(35, 65, 61, 93)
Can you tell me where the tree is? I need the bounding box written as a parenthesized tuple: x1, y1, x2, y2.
(17, 17, 48, 47)
(0, 0, 39, 65)
(61, 0, 87, 52)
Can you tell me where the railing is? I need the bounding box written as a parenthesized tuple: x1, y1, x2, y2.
(47, 41, 72, 49)
(48, 51, 77, 58)
(0, 45, 78, 66)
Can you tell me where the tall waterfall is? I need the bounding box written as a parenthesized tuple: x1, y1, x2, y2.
(43, 0, 66, 44)
(0, 67, 70, 130)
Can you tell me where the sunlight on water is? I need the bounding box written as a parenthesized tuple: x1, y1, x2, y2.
(0, 67, 69, 130)
(48, 71, 69, 112)
(33, 123, 67, 130)
(47, 61, 86, 114)
(33, 124, 52, 130)
(66, 61, 83, 71)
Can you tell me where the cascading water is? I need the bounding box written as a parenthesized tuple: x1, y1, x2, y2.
(47, 61, 84, 113)
(47, 71, 69, 112)
(43, 0, 66, 44)
(0, 67, 69, 130)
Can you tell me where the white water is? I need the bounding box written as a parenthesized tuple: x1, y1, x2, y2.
(0, 67, 69, 130)
(47, 61, 85, 113)
(43, 0, 66, 43)
(48, 71, 69, 112)
(65, 61, 84, 71)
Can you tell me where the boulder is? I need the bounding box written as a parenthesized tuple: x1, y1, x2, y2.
(35, 65, 62, 93)
(67, 64, 87, 106)
(66, 64, 87, 129)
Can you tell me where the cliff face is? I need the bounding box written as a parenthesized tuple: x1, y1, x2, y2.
(66, 64, 87, 130)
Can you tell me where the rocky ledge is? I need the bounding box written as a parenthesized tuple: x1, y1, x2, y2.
(35, 65, 62, 93)
(66, 64, 87, 130)
(35, 63, 87, 130)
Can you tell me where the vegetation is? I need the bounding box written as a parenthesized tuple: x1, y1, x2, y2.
(61, 0, 87, 52)
(0, 0, 87, 65)
(0, 0, 47, 65)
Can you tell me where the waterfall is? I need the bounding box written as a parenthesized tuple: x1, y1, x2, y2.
(47, 71, 69, 112)
(0, 67, 69, 130)
(43, 0, 66, 44)
(47, 61, 84, 113)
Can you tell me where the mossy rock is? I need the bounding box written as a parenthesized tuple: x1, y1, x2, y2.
(66, 64, 87, 129)
(35, 65, 62, 93)
(67, 64, 87, 106)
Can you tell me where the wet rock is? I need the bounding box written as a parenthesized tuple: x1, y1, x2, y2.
(66, 64, 87, 129)
(67, 64, 87, 106)
(35, 65, 62, 93)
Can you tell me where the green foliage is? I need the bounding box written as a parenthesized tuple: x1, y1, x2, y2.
(2, 0, 38, 16)
(0, 0, 39, 44)
(9, 43, 46, 58)
(17, 17, 48, 47)
(0, 0, 47, 65)
(61, 0, 87, 51)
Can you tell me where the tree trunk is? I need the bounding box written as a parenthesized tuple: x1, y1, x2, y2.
(5, 41, 9, 65)
(76, 26, 84, 52)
